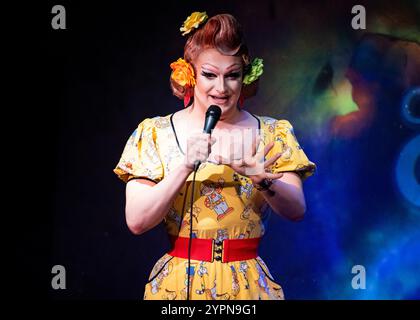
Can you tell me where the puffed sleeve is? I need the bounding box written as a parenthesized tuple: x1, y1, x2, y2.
(113, 118, 164, 183)
(267, 119, 316, 180)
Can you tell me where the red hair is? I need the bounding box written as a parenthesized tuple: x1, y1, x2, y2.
(170, 14, 259, 103)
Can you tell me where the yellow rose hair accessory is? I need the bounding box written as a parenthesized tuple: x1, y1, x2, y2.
(243, 58, 264, 85)
(170, 58, 196, 88)
(180, 11, 208, 36)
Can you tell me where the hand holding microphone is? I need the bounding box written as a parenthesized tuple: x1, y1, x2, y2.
(183, 105, 221, 172)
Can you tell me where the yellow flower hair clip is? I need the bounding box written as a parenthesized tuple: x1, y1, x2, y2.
(180, 11, 208, 36)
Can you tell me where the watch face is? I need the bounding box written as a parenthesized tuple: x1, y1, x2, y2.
(256, 178, 273, 191)
(264, 178, 273, 186)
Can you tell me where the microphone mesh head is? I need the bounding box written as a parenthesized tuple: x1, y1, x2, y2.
(206, 105, 222, 120)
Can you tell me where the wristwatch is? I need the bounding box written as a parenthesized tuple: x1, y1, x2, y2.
(254, 178, 273, 191)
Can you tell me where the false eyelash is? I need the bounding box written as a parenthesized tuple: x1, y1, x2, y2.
(202, 71, 216, 78)
(201, 71, 241, 78)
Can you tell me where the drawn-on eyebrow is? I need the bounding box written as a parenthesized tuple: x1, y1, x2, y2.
(202, 63, 242, 73)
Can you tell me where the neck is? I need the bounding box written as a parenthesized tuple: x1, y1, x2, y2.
(187, 103, 243, 128)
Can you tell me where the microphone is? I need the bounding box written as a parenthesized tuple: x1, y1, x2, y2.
(193, 105, 221, 171)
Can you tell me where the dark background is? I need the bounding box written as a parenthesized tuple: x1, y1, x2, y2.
(14, 0, 419, 300)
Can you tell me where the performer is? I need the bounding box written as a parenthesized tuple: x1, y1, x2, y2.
(114, 12, 316, 300)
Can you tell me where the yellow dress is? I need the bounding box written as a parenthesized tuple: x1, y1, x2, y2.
(114, 113, 316, 300)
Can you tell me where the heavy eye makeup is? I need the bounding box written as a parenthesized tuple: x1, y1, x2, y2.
(201, 71, 242, 79)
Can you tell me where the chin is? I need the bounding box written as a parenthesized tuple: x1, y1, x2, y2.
(217, 104, 232, 112)
(208, 101, 234, 110)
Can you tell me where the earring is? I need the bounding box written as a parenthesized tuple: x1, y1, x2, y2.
(184, 88, 192, 108)
(239, 92, 245, 108)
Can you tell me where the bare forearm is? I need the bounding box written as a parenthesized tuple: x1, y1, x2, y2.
(126, 164, 193, 234)
(259, 180, 306, 221)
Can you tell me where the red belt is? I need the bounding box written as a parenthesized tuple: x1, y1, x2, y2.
(168, 236, 261, 263)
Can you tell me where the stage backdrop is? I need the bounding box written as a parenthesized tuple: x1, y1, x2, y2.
(44, 0, 420, 299)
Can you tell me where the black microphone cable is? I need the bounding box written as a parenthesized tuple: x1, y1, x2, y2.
(186, 105, 221, 300)
(186, 164, 199, 300)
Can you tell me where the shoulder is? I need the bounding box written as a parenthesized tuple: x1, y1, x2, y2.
(136, 114, 172, 131)
(253, 114, 293, 130)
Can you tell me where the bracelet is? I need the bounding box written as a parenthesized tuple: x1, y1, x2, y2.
(254, 178, 273, 191)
